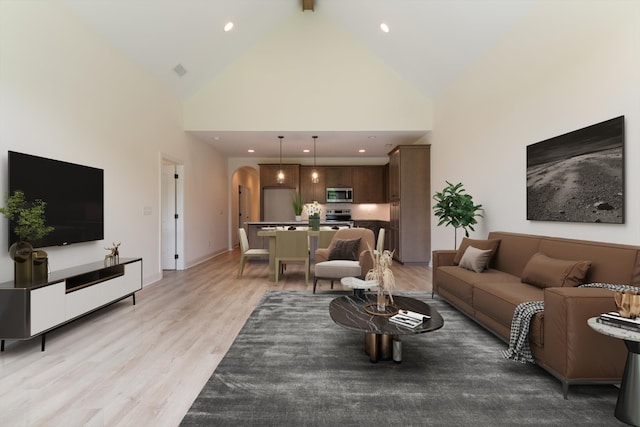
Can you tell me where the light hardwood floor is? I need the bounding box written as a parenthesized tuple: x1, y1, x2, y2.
(0, 249, 432, 427)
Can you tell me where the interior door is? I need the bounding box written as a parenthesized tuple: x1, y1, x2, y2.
(238, 185, 251, 232)
(161, 162, 177, 270)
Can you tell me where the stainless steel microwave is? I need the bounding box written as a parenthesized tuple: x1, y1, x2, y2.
(326, 188, 353, 203)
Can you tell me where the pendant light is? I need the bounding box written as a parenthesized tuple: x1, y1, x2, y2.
(311, 135, 319, 184)
(277, 136, 285, 184)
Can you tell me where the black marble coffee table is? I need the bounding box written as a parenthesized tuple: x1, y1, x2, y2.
(329, 294, 444, 362)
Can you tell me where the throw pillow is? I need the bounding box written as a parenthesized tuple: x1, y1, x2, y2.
(521, 252, 591, 288)
(453, 238, 501, 265)
(458, 246, 493, 273)
(329, 238, 361, 261)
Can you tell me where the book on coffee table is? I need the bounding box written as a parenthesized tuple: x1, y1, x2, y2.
(389, 310, 431, 328)
(597, 312, 640, 332)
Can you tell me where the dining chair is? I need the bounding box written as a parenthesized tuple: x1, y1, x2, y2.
(237, 228, 269, 278)
(275, 230, 310, 284)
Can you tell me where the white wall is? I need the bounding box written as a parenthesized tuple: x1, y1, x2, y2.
(0, 2, 228, 284)
(184, 10, 432, 133)
(431, 0, 640, 251)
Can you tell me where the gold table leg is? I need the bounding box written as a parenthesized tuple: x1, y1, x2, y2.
(364, 333, 393, 362)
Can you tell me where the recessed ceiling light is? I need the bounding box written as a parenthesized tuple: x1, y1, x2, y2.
(247, 149, 255, 153)
(359, 149, 366, 153)
(380, 23, 390, 33)
(224, 22, 234, 32)
(303, 149, 310, 153)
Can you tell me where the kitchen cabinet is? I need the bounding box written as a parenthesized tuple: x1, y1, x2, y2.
(325, 167, 352, 188)
(300, 166, 326, 203)
(259, 164, 300, 220)
(352, 166, 386, 203)
(388, 145, 430, 263)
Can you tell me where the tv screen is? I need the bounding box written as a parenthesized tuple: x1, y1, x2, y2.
(7, 151, 104, 248)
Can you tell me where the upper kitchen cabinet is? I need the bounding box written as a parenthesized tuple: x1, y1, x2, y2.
(259, 164, 300, 189)
(300, 166, 326, 203)
(352, 166, 386, 203)
(388, 145, 430, 264)
(325, 167, 352, 188)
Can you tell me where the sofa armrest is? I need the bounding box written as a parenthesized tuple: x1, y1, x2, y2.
(432, 250, 457, 268)
(432, 250, 457, 295)
(543, 287, 626, 381)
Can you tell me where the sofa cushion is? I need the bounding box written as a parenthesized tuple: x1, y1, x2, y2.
(437, 266, 517, 309)
(454, 238, 501, 265)
(328, 238, 361, 261)
(459, 246, 493, 273)
(521, 252, 591, 288)
(315, 260, 361, 279)
(473, 281, 545, 345)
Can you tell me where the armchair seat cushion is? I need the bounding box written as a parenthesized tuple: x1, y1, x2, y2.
(315, 260, 361, 279)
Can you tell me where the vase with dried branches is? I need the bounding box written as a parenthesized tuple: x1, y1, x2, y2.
(366, 245, 396, 311)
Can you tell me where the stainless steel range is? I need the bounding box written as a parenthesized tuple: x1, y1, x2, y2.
(325, 208, 352, 221)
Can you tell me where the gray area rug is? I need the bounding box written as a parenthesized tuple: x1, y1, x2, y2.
(181, 291, 622, 426)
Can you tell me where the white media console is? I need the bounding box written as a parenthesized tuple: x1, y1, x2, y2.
(0, 258, 142, 351)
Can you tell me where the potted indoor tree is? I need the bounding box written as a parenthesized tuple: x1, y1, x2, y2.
(433, 181, 483, 248)
(292, 192, 305, 222)
(0, 190, 54, 284)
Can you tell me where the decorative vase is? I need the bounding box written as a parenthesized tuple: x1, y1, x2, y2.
(295, 215, 302, 222)
(32, 250, 49, 283)
(309, 217, 320, 231)
(377, 287, 387, 312)
(10, 241, 34, 285)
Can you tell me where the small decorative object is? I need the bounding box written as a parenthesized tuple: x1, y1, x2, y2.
(433, 181, 483, 248)
(615, 291, 640, 319)
(0, 190, 54, 285)
(104, 242, 121, 266)
(366, 244, 396, 312)
(307, 201, 321, 231)
(292, 192, 304, 222)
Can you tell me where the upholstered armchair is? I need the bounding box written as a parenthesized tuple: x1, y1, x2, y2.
(313, 228, 375, 293)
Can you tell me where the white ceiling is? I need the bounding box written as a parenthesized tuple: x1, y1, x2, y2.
(62, 0, 539, 158)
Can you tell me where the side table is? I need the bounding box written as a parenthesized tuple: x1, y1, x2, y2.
(588, 317, 640, 427)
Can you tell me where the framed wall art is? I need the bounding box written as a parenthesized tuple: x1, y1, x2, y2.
(526, 116, 625, 224)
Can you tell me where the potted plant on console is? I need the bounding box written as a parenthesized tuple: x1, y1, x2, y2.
(0, 190, 54, 285)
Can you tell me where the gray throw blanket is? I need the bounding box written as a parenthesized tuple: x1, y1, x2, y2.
(501, 301, 543, 363)
(502, 282, 640, 363)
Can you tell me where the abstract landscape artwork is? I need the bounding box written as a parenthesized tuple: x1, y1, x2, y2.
(526, 116, 625, 223)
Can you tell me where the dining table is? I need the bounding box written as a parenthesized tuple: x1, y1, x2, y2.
(257, 226, 347, 282)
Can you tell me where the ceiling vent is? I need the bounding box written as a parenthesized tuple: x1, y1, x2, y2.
(302, 0, 314, 12)
(173, 64, 187, 77)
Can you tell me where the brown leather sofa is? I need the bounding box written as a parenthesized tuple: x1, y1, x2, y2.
(432, 231, 640, 397)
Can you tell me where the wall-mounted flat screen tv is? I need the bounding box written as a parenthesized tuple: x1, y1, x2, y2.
(7, 151, 104, 248)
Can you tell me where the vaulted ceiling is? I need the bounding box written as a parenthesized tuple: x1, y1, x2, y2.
(62, 0, 539, 157)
